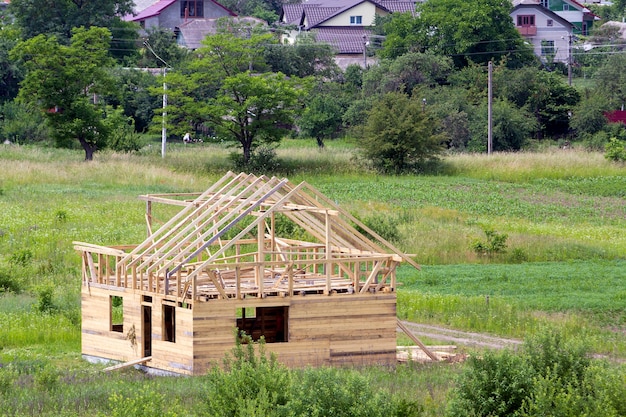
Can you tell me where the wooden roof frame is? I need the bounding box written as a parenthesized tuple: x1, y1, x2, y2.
(74, 172, 418, 302)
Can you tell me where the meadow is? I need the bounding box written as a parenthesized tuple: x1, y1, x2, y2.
(0, 141, 624, 416)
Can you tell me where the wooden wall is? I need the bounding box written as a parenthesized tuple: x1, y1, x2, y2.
(83, 286, 396, 375)
(190, 293, 397, 374)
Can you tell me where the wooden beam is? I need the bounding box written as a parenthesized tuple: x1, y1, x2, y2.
(396, 320, 439, 361)
(103, 356, 152, 372)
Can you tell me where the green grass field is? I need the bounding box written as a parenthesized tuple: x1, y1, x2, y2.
(0, 142, 624, 416)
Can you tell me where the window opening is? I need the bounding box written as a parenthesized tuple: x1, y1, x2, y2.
(181, 1, 204, 17)
(350, 15, 362, 25)
(237, 306, 288, 343)
(163, 304, 176, 342)
(517, 15, 535, 26)
(111, 295, 123, 333)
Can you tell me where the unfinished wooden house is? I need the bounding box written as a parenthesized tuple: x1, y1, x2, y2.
(75, 172, 418, 375)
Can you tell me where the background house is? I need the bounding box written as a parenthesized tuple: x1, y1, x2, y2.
(535, 0, 600, 35)
(280, 0, 418, 69)
(512, 1, 575, 64)
(125, 0, 236, 35)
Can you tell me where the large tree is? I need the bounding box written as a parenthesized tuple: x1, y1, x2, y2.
(360, 92, 444, 173)
(11, 27, 117, 160)
(391, 0, 536, 68)
(163, 33, 311, 163)
(9, 0, 134, 41)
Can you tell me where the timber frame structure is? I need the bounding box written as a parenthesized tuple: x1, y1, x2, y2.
(76, 172, 419, 375)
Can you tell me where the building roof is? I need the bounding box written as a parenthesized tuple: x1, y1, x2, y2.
(127, 0, 236, 22)
(512, 3, 574, 29)
(177, 16, 267, 49)
(313, 26, 371, 54)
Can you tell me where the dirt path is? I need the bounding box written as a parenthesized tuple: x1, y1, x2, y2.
(398, 321, 523, 350)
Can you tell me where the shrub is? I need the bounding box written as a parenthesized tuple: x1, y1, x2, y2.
(357, 213, 401, 243)
(228, 145, 280, 174)
(203, 334, 290, 417)
(471, 228, 508, 257)
(447, 349, 533, 417)
(285, 367, 398, 417)
(446, 329, 622, 417)
(0, 266, 24, 293)
(605, 137, 626, 162)
(103, 386, 182, 417)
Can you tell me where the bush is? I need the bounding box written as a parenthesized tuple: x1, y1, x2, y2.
(203, 334, 290, 417)
(605, 137, 626, 162)
(228, 145, 280, 174)
(447, 349, 533, 417)
(0, 266, 24, 293)
(471, 228, 508, 257)
(285, 367, 397, 417)
(446, 329, 623, 417)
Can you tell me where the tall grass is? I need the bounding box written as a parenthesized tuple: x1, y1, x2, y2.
(445, 149, 624, 182)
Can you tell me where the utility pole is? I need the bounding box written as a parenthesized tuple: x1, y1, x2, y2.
(568, 33, 573, 86)
(488, 61, 493, 155)
(362, 34, 368, 68)
(144, 41, 171, 158)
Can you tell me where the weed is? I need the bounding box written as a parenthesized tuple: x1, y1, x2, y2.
(9, 249, 33, 268)
(471, 228, 508, 257)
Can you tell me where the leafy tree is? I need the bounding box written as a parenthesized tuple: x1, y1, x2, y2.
(360, 91, 444, 173)
(219, 0, 279, 23)
(107, 68, 162, 133)
(0, 101, 50, 144)
(11, 27, 118, 160)
(468, 99, 538, 152)
(593, 53, 626, 111)
(0, 25, 22, 103)
(299, 88, 345, 148)
(139, 27, 191, 69)
(9, 0, 134, 42)
(163, 33, 311, 163)
(411, 0, 536, 68)
(265, 34, 340, 79)
(378, 12, 421, 59)
(363, 51, 453, 96)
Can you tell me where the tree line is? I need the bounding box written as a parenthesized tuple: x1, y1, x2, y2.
(1, 0, 626, 169)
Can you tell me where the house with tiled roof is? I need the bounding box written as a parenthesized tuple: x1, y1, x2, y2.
(516, 0, 600, 35)
(280, 0, 418, 69)
(512, 0, 574, 64)
(125, 0, 236, 32)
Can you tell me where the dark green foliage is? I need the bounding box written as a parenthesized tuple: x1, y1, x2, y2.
(228, 145, 280, 174)
(0, 101, 50, 144)
(138, 27, 191, 69)
(11, 27, 118, 160)
(8, 0, 134, 42)
(469, 100, 537, 152)
(360, 92, 444, 174)
(105, 108, 144, 153)
(363, 52, 453, 96)
(299, 91, 345, 148)
(411, 0, 536, 68)
(0, 26, 22, 102)
(264, 36, 340, 79)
